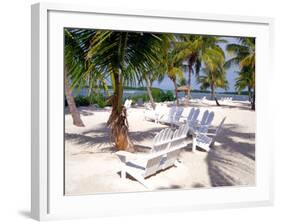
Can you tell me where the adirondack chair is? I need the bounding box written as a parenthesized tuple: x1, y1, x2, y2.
(158, 106, 176, 124)
(187, 108, 195, 121)
(159, 107, 184, 126)
(115, 125, 189, 188)
(190, 110, 214, 135)
(187, 108, 200, 127)
(192, 117, 226, 152)
(144, 104, 168, 123)
(161, 123, 189, 169)
(173, 107, 184, 126)
(116, 147, 182, 189)
(124, 99, 132, 110)
(151, 128, 174, 152)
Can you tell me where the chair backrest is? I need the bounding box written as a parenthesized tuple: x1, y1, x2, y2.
(187, 108, 195, 121)
(211, 117, 226, 145)
(174, 107, 184, 122)
(200, 110, 209, 125)
(174, 123, 189, 138)
(169, 123, 189, 150)
(205, 111, 214, 126)
(155, 104, 168, 115)
(162, 106, 176, 122)
(152, 128, 173, 152)
(198, 111, 214, 133)
(193, 108, 200, 120)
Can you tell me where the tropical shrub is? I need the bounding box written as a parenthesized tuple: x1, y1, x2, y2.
(74, 96, 90, 107)
(160, 90, 175, 102)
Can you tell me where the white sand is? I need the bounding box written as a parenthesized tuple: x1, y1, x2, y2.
(65, 100, 255, 195)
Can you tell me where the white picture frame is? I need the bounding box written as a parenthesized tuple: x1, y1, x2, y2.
(31, 2, 274, 221)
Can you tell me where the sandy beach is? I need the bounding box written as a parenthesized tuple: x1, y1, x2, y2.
(64, 100, 255, 195)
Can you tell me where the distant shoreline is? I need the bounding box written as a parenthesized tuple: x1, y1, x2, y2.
(107, 86, 250, 96)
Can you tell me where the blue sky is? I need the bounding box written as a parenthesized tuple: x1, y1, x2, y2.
(152, 37, 240, 92)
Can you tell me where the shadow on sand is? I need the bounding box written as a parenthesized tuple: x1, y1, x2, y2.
(206, 123, 255, 187)
(65, 125, 165, 154)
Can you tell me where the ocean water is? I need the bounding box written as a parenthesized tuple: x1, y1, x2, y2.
(77, 88, 249, 102)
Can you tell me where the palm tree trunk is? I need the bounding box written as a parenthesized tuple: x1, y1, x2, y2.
(173, 79, 179, 106)
(145, 77, 155, 109)
(251, 86, 255, 110)
(64, 68, 85, 127)
(248, 86, 252, 102)
(211, 82, 220, 106)
(187, 70, 192, 99)
(210, 83, 215, 100)
(107, 70, 135, 152)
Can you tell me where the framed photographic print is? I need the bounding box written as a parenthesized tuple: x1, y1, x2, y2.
(31, 2, 274, 221)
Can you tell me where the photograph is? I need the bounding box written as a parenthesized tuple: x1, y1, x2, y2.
(64, 28, 256, 195)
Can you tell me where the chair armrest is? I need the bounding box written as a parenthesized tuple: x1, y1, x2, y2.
(115, 151, 136, 163)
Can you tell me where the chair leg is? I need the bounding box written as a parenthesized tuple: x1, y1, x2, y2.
(192, 137, 197, 152)
(121, 165, 126, 179)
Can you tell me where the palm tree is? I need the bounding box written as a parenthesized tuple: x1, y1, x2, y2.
(141, 62, 168, 109)
(198, 67, 228, 106)
(235, 66, 255, 102)
(64, 29, 86, 127)
(86, 31, 171, 152)
(175, 35, 202, 98)
(165, 47, 185, 105)
(226, 37, 255, 110)
(175, 35, 227, 99)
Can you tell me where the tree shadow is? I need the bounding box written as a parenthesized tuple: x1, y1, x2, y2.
(65, 125, 167, 154)
(206, 123, 255, 187)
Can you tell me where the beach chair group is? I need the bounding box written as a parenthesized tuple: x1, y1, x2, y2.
(115, 123, 189, 189)
(116, 106, 226, 188)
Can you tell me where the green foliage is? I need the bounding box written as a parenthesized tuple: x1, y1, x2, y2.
(129, 89, 175, 105)
(151, 88, 163, 102)
(88, 94, 108, 108)
(160, 90, 175, 102)
(74, 96, 90, 107)
(130, 94, 149, 105)
(65, 94, 109, 108)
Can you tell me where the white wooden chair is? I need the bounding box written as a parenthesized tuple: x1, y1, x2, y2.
(116, 148, 181, 189)
(144, 104, 168, 123)
(192, 117, 226, 152)
(190, 110, 214, 135)
(158, 106, 176, 124)
(173, 107, 184, 126)
(115, 124, 189, 188)
(169, 123, 189, 151)
(151, 128, 174, 152)
(159, 123, 189, 169)
(158, 106, 184, 126)
(124, 99, 132, 110)
(187, 108, 200, 127)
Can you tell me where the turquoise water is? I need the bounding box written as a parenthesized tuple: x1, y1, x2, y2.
(77, 88, 249, 102)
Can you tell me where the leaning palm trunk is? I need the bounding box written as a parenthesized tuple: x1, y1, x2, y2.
(107, 72, 135, 152)
(187, 70, 192, 99)
(64, 68, 85, 127)
(145, 77, 156, 109)
(248, 86, 252, 102)
(211, 83, 220, 106)
(251, 86, 255, 110)
(173, 79, 179, 106)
